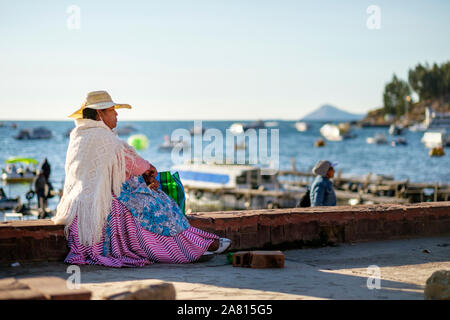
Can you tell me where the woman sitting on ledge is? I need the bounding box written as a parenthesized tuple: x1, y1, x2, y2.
(52, 91, 230, 267)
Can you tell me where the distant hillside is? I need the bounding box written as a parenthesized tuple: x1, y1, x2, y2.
(301, 104, 365, 121)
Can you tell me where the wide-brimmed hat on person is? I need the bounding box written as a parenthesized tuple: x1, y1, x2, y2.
(312, 160, 338, 177)
(68, 90, 132, 119)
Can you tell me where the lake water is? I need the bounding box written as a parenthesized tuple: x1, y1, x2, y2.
(0, 120, 449, 212)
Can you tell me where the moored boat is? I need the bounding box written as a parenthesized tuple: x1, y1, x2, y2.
(170, 161, 298, 211)
(320, 123, 355, 141)
(421, 130, 450, 148)
(229, 120, 266, 134)
(314, 138, 326, 147)
(389, 124, 404, 136)
(229, 123, 244, 134)
(366, 133, 387, 144)
(295, 121, 309, 132)
(1, 157, 38, 183)
(429, 146, 445, 157)
(391, 137, 407, 147)
(14, 127, 52, 140)
(408, 122, 427, 132)
(0, 187, 21, 210)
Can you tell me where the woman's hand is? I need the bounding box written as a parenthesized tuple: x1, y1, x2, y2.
(143, 164, 158, 178)
(142, 163, 159, 190)
(147, 177, 160, 191)
(143, 173, 160, 190)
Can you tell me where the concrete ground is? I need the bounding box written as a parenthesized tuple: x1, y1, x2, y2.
(1, 236, 449, 300)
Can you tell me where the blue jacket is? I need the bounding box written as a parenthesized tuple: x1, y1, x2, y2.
(310, 175, 337, 207)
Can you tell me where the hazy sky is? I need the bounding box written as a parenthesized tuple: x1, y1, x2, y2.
(0, 0, 449, 120)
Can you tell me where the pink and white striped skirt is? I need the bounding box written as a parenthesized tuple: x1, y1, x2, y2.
(64, 197, 218, 267)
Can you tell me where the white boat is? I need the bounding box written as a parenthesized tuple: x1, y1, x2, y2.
(229, 120, 266, 134)
(408, 122, 427, 132)
(421, 130, 450, 148)
(366, 133, 387, 144)
(295, 122, 309, 132)
(229, 123, 244, 134)
(171, 162, 298, 211)
(1, 171, 36, 183)
(320, 123, 354, 141)
(388, 124, 404, 136)
(1, 158, 38, 183)
(171, 162, 266, 190)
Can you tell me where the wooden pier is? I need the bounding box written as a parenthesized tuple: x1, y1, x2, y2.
(276, 169, 450, 203)
(182, 167, 449, 212)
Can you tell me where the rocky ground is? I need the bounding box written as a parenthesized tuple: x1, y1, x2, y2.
(1, 236, 449, 300)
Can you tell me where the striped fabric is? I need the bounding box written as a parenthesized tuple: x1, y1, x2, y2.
(65, 197, 218, 267)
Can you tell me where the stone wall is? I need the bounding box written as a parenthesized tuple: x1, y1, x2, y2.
(0, 220, 68, 265)
(1, 202, 449, 265)
(188, 202, 450, 250)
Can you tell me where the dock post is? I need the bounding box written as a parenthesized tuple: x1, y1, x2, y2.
(335, 170, 342, 188)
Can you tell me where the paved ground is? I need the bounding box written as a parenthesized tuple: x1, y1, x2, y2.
(1, 236, 449, 300)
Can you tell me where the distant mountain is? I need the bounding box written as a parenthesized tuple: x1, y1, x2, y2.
(301, 104, 365, 122)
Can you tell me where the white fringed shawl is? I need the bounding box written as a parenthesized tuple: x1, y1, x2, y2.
(52, 119, 132, 246)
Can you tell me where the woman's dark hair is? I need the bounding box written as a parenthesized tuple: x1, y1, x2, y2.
(82, 108, 99, 120)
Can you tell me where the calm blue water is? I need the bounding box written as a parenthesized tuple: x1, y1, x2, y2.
(0, 120, 449, 210)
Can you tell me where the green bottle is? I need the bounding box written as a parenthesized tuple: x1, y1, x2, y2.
(226, 252, 234, 264)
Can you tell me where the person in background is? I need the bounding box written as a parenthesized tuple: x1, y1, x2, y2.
(7, 164, 17, 175)
(0, 187, 6, 199)
(41, 158, 51, 183)
(34, 170, 48, 217)
(40, 158, 54, 200)
(310, 160, 337, 207)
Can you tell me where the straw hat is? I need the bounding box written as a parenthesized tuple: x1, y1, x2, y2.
(312, 160, 338, 177)
(68, 90, 132, 119)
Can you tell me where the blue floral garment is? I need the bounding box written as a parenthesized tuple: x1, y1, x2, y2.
(117, 175, 190, 237)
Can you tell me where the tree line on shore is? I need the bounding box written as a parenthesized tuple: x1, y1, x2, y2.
(383, 61, 450, 118)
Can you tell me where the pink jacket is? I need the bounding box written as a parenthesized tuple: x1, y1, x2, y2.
(125, 148, 151, 180)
